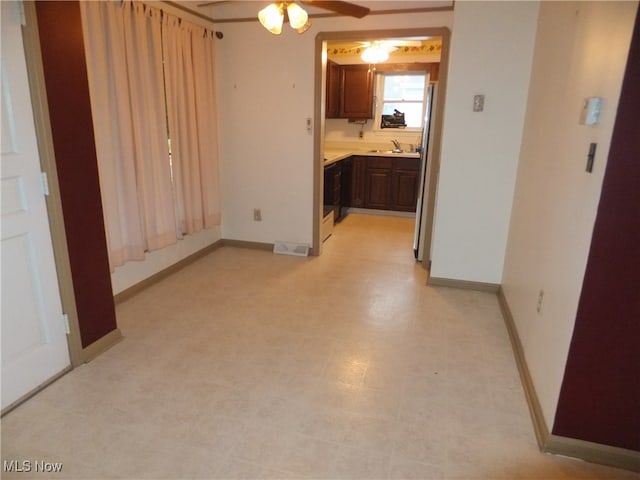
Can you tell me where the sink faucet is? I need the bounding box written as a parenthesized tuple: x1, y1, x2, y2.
(391, 139, 402, 152)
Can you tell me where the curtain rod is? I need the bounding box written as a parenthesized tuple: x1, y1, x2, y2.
(162, 1, 223, 38)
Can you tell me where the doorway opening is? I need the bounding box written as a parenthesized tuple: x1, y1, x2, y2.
(312, 27, 450, 272)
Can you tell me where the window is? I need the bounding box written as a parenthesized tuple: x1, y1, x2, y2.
(376, 72, 428, 130)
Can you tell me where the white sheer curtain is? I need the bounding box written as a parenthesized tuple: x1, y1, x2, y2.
(80, 1, 145, 269)
(193, 24, 222, 230)
(122, 2, 177, 250)
(162, 13, 221, 235)
(81, 1, 178, 269)
(81, 1, 220, 269)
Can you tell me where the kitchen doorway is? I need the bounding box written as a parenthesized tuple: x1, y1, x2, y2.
(312, 27, 450, 270)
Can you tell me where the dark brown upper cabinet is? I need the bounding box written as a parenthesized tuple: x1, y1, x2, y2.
(325, 63, 373, 119)
(325, 60, 341, 118)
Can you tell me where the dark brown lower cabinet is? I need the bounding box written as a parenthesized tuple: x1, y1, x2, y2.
(365, 157, 393, 209)
(391, 165, 420, 211)
(325, 155, 420, 221)
(353, 156, 420, 212)
(350, 156, 366, 208)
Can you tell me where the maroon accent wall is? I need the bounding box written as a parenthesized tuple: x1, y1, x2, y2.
(552, 8, 640, 452)
(35, 1, 117, 348)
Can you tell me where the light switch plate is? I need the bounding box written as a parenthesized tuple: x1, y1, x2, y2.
(473, 94, 485, 112)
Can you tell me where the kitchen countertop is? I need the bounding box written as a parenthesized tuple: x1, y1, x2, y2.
(324, 148, 420, 166)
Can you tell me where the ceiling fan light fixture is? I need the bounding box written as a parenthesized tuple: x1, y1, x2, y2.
(258, 1, 311, 35)
(361, 45, 389, 64)
(258, 3, 284, 35)
(287, 2, 308, 29)
(296, 19, 312, 34)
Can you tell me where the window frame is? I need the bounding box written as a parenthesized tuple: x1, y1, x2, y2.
(374, 71, 430, 133)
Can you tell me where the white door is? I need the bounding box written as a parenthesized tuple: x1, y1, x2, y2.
(1, 1, 70, 410)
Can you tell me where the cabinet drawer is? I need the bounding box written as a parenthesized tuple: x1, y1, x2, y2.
(366, 157, 393, 169)
(393, 157, 420, 171)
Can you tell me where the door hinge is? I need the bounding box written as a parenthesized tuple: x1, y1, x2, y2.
(62, 313, 70, 335)
(41, 171, 49, 196)
(18, 1, 26, 27)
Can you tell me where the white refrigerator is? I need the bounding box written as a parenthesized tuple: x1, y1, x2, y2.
(413, 83, 437, 262)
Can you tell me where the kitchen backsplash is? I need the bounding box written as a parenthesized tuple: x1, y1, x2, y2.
(324, 118, 423, 152)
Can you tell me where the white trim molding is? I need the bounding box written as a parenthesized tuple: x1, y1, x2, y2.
(429, 276, 500, 293)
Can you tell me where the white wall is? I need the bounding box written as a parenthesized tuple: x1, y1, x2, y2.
(324, 118, 424, 151)
(501, 1, 637, 428)
(111, 227, 221, 294)
(216, 2, 542, 285)
(429, 1, 539, 284)
(216, 10, 453, 245)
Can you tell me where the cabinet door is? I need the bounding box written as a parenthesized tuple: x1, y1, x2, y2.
(340, 65, 373, 119)
(391, 169, 420, 212)
(350, 156, 366, 207)
(365, 169, 392, 209)
(365, 159, 393, 210)
(325, 60, 341, 118)
(391, 158, 420, 212)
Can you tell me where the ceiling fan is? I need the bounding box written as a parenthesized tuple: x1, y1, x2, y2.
(197, 1, 371, 35)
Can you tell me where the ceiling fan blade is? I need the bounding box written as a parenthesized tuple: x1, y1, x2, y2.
(197, 1, 232, 7)
(301, 1, 370, 19)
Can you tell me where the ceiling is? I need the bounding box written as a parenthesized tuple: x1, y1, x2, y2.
(168, 1, 454, 23)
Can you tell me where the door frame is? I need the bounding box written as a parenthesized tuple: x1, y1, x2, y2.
(312, 26, 451, 266)
(20, 2, 120, 368)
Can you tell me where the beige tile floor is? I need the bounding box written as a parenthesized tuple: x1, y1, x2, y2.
(2, 214, 638, 479)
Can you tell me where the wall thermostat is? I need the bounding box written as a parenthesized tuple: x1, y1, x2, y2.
(580, 97, 602, 126)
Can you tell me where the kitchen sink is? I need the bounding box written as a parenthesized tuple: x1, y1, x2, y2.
(368, 149, 401, 154)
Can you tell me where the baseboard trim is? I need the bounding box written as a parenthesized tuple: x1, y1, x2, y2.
(545, 434, 640, 472)
(497, 287, 550, 448)
(1, 366, 72, 417)
(113, 239, 274, 305)
(114, 240, 224, 304)
(347, 207, 416, 218)
(428, 276, 500, 293)
(497, 287, 640, 473)
(222, 239, 274, 251)
(80, 328, 123, 363)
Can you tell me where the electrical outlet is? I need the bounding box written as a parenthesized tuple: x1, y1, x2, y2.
(473, 94, 485, 112)
(536, 289, 544, 315)
(253, 208, 262, 221)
